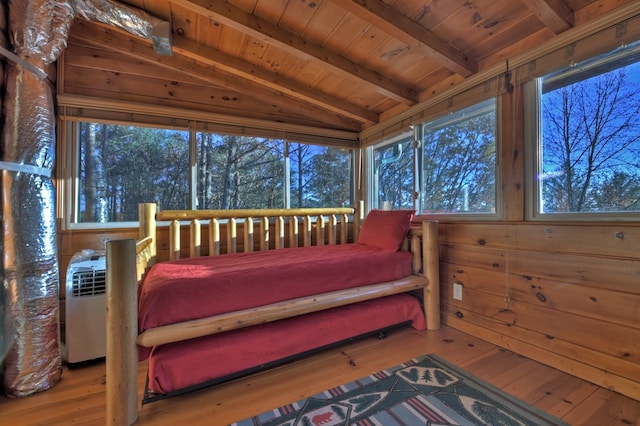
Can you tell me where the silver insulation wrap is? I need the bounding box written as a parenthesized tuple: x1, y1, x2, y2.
(1, 0, 169, 396)
(72, 0, 172, 55)
(1, 0, 74, 397)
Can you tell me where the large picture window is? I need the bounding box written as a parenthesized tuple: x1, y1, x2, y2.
(531, 43, 640, 218)
(70, 123, 353, 226)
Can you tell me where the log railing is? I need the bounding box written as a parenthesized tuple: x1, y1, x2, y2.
(144, 205, 362, 261)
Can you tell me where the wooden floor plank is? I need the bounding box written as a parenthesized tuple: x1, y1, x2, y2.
(0, 326, 638, 425)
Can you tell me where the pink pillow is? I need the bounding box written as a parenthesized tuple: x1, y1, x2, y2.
(357, 209, 415, 251)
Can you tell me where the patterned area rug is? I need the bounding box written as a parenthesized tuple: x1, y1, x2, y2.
(231, 354, 568, 426)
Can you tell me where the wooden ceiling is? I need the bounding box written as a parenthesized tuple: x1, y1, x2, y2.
(62, 0, 635, 133)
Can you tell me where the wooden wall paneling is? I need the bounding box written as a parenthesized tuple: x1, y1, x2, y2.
(440, 243, 506, 272)
(439, 221, 640, 400)
(507, 269, 640, 329)
(508, 249, 640, 294)
(500, 86, 525, 221)
(443, 308, 640, 399)
(513, 223, 640, 259)
(438, 222, 510, 247)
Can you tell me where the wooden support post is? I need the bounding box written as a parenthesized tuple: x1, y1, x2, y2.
(228, 218, 237, 254)
(106, 239, 138, 426)
(210, 219, 220, 256)
(139, 203, 156, 261)
(169, 219, 180, 260)
(260, 217, 269, 251)
(190, 219, 201, 257)
(244, 218, 254, 253)
(316, 215, 325, 245)
(340, 214, 348, 244)
(354, 200, 364, 241)
(275, 216, 284, 249)
(289, 216, 299, 247)
(423, 220, 440, 330)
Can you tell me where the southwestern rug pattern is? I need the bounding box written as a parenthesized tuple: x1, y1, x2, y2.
(232, 354, 567, 426)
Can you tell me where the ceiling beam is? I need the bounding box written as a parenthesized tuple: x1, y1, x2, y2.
(520, 0, 574, 33)
(169, 0, 419, 105)
(72, 20, 378, 125)
(332, 0, 477, 77)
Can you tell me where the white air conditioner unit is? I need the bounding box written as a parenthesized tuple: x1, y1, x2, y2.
(64, 249, 107, 364)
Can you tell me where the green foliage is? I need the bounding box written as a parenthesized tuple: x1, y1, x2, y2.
(79, 124, 190, 222)
(421, 101, 497, 213)
(79, 125, 352, 222)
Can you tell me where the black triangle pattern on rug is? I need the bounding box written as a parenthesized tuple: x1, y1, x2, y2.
(231, 354, 569, 426)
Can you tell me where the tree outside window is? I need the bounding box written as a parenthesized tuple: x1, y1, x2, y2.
(373, 137, 414, 210)
(539, 49, 640, 214)
(421, 99, 497, 214)
(289, 143, 352, 208)
(78, 123, 189, 222)
(75, 125, 353, 224)
(196, 133, 284, 209)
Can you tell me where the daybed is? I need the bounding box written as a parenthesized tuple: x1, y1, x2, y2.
(105, 203, 440, 425)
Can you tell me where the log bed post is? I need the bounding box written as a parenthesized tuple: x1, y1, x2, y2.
(106, 239, 138, 426)
(423, 220, 440, 330)
(139, 203, 156, 261)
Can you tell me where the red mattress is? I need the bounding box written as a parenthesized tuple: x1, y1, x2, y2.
(147, 293, 425, 394)
(138, 243, 413, 339)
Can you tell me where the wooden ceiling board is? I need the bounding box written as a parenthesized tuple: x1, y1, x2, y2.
(229, 0, 260, 14)
(278, 0, 324, 36)
(171, 2, 198, 37)
(302, 1, 354, 44)
(433, 0, 520, 55)
(415, 0, 473, 32)
(317, 12, 372, 58)
(193, 14, 223, 48)
(477, 26, 555, 70)
(469, 14, 547, 63)
(573, 0, 628, 24)
(59, 0, 640, 135)
(453, 6, 536, 62)
(410, 64, 456, 94)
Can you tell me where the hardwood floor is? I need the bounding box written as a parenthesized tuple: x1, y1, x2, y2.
(1, 325, 639, 425)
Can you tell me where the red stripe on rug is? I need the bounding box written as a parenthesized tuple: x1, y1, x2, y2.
(406, 396, 447, 423)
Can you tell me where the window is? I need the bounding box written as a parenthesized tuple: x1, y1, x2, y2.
(196, 133, 285, 209)
(288, 143, 352, 208)
(68, 122, 354, 226)
(372, 135, 415, 210)
(420, 99, 497, 214)
(370, 99, 498, 216)
(76, 123, 189, 223)
(529, 43, 640, 218)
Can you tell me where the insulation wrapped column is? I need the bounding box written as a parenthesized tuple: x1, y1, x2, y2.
(1, 0, 73, 397)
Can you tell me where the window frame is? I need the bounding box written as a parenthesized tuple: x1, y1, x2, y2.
(368, 98, 502, 221)
(60, 120, 357, 230)
(524, 44, 640, 222)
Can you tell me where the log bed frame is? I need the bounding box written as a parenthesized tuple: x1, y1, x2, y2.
(105, 203, 440, 425)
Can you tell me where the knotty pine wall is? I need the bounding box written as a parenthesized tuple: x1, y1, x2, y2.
(433, 86, 640, 401)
